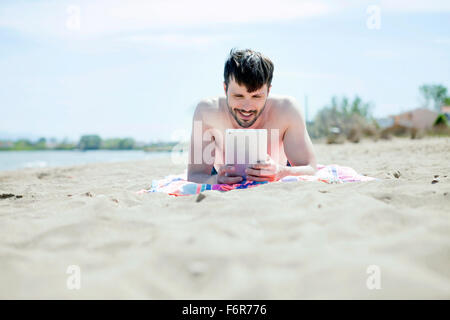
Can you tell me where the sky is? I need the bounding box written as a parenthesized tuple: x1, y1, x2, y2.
(1, 0, 449, 142)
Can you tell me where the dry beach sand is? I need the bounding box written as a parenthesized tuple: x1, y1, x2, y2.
(0, 137, 449, 299)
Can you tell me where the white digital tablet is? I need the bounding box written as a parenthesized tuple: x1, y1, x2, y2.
(225, 129, 268, 178)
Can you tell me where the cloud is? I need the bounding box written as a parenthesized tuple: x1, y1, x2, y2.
(106, 0, 331, 26)
(0, 0, 331, 37)
(363, 50, 399, 59)
(433, 37, 450, 44)
(379, 0, 450, 12)
(1, 0, 448, 40)
(319, 0, 450, 13)
(120, 33, 231, 48)
(276, 70, 338, 80)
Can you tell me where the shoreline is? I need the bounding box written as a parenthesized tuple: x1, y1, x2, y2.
(0, 150, 173, 172)
(0, 136, 447, 174)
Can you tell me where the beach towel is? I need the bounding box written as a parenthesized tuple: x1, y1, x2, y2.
(138, 164, 376, 196)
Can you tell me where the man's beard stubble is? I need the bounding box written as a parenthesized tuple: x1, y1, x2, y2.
(226, 96, 267, 128)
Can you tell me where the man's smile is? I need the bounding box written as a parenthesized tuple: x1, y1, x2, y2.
(236, 109, 256, 120)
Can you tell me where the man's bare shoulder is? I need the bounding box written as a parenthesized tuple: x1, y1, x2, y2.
(196, 97, 221, 110)
(268, 95, 304, 118)
(193, 97, 222, 119)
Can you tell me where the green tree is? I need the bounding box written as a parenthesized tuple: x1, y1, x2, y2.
(13, 139, 33, 150)
(102, 138, 121, 149)
(78, 135, 101, 150)
(419, 84, 448, 111)
(55, 138, 76, 150)
(434, 114, 448, 127)
(101, 138, 135, 149)
(34, 137, 47, 150)
(118, 138, 135, 150)
(444, 97, 450, 106)
(312, 96, 373, 138)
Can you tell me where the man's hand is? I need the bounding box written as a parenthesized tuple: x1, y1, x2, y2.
(217, 164, 244, 184)
(245, 156, 284, 182)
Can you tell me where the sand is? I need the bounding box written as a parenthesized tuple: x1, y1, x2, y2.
(0, 137, 449, 299)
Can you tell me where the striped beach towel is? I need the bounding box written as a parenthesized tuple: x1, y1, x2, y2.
(138, 164, 376, 196)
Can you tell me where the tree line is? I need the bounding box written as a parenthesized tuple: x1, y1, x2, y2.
(2, 83, 448, 150)
(308, 83, 449, 142)
(0, 135, 177, 152)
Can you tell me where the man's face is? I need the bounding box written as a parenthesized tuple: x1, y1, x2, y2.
(224, 78, 271, 128)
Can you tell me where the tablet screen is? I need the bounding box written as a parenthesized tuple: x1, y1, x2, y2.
(225, 129, 267, 177)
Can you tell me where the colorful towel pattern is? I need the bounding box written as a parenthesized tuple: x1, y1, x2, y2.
(138, 164, 376, 196)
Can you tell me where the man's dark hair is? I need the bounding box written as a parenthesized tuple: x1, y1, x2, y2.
(224, 48, 274, 93)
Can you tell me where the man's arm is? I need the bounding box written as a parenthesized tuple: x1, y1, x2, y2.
(245, 97, 317, 182)
(187, 100, 244, 185)
(188, 171, 218, 184)
(281, 97, 317, 176)
(187, 101, 217, 184)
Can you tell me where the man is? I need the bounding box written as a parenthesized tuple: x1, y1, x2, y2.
(187, 48, 317, 184)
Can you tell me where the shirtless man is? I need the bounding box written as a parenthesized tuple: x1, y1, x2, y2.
(187, 48, 317, 184)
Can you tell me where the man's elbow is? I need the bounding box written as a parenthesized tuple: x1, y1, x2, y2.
(187, 169, 197, 183)
(308, 156, 318, 175)
(187, 165, 194, 182)
(187, 169, 209, 183)
(310, 162, 318, 175)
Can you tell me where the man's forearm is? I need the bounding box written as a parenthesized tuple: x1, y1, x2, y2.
(280, 164, 317, 178)
(187, 172, 218, 184)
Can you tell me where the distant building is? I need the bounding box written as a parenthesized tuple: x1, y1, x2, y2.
(375, 117, 394, 129)
(441, 106, 450, 121)
(391, 108, 439, 129)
